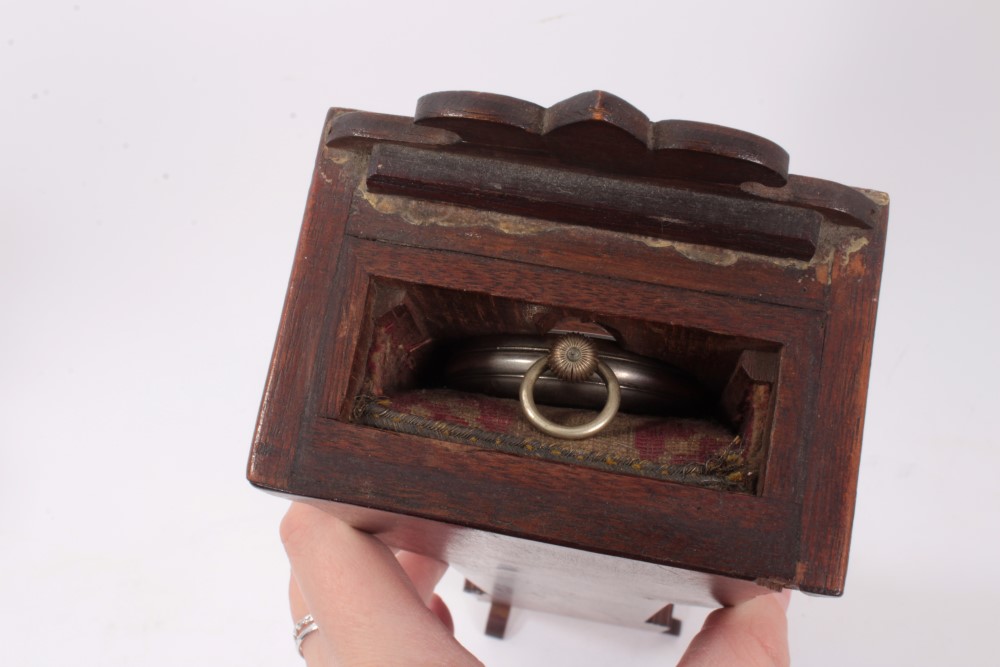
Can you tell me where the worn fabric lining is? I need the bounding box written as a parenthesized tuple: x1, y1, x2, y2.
(355, 389, 758, 492)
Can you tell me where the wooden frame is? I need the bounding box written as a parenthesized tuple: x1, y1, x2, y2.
(248, 91, 888, 628)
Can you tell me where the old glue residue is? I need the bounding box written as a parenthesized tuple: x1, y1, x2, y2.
(356, 181, 873, 283)
(359, 185, 563, 235)
(840, 236, 870, 268)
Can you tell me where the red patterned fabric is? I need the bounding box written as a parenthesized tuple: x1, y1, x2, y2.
(355, 314, 769, 492)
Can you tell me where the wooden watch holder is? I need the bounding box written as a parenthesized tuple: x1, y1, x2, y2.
(248, 91, 888, 637)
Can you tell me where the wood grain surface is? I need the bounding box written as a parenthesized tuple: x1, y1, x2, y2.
(248, 92, 888, 625)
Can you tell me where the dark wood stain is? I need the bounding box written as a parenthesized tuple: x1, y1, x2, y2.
(248, 91, 888, 628)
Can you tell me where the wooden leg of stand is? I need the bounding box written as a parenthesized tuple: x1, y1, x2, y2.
(485, 601, 512, 639)
(463, 579, 487, 596)
(645, 603, 682, 636)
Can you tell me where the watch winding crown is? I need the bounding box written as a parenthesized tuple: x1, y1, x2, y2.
(548, 335, 598, 382)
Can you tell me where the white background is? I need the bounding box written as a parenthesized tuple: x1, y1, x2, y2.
(2, 1, 998, 665)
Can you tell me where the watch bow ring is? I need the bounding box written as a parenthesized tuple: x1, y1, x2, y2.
(518, 335, 622, 439)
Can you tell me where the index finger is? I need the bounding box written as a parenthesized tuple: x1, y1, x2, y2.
(280, 502, 482, 667)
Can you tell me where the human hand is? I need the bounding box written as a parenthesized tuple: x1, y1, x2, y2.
(281, 502, 789, 666)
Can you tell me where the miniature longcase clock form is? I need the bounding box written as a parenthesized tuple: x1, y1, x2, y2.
(247, 90, 888, 637)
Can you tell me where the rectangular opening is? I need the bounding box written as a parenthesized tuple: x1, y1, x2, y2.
(339, 278, 780, 494)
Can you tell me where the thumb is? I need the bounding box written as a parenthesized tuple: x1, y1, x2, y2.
(677, 591, 791, 667)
